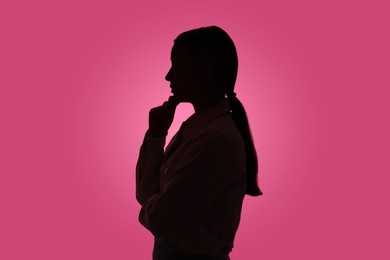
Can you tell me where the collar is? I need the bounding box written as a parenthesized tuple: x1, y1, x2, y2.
(181, 98, 231, 142)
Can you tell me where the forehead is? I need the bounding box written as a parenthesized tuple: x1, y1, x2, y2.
(170, 44, 190, 62)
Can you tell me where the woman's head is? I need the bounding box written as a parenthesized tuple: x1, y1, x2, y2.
(165, 26, 238, 103)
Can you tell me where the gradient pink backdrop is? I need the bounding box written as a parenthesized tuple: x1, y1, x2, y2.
(1, 0, 389, 259)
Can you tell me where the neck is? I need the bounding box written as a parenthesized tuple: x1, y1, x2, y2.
(191, 95, 225, 114)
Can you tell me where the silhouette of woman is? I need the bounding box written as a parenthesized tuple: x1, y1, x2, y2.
(136, 25, 262, 260)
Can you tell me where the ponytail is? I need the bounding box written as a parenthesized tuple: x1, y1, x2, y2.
(227, 93, 262, 196)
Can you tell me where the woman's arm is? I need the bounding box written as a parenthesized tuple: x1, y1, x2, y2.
(136, 96, 179, 205)
(135, 131, 166, 205)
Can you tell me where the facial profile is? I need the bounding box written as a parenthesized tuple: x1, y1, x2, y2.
(165, 26, 240, 109)
(165, 44, 207, 103)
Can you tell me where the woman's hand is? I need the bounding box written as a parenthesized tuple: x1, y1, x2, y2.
(148, 96, 179, 137)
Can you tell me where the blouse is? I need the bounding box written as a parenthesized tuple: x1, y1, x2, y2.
(136, 98, 247, 255)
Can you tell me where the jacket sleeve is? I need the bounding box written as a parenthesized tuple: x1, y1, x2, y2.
(135, 130, 166, 205)
(138, 130, 233, 240)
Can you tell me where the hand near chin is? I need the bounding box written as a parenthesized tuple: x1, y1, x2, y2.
(148, 96, 179, 137)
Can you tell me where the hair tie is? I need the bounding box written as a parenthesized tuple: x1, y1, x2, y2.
(227, 92, 237, 98)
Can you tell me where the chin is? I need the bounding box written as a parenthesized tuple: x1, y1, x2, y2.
(172, 92, 190, 102)
(175, 95, 188, 103)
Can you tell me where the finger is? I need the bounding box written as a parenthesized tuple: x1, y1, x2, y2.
(164, 96, 179, 112)
(162, 99, 176, 111)
(168, 95, 179, 106)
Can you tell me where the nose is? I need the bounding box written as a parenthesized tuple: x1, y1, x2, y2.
(165, 67, 172, 82)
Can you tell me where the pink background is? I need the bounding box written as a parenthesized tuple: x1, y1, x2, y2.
(1, 0, 389, 259)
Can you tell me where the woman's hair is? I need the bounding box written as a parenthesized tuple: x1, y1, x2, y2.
(174, 26, 262, 196)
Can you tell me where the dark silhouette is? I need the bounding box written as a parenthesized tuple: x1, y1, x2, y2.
(136, 25, 262, 260)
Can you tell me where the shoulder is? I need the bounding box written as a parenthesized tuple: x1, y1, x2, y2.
(209, 114, 244, 147)
(189, 115, 244, 156)
(188, 129, 229, 151)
